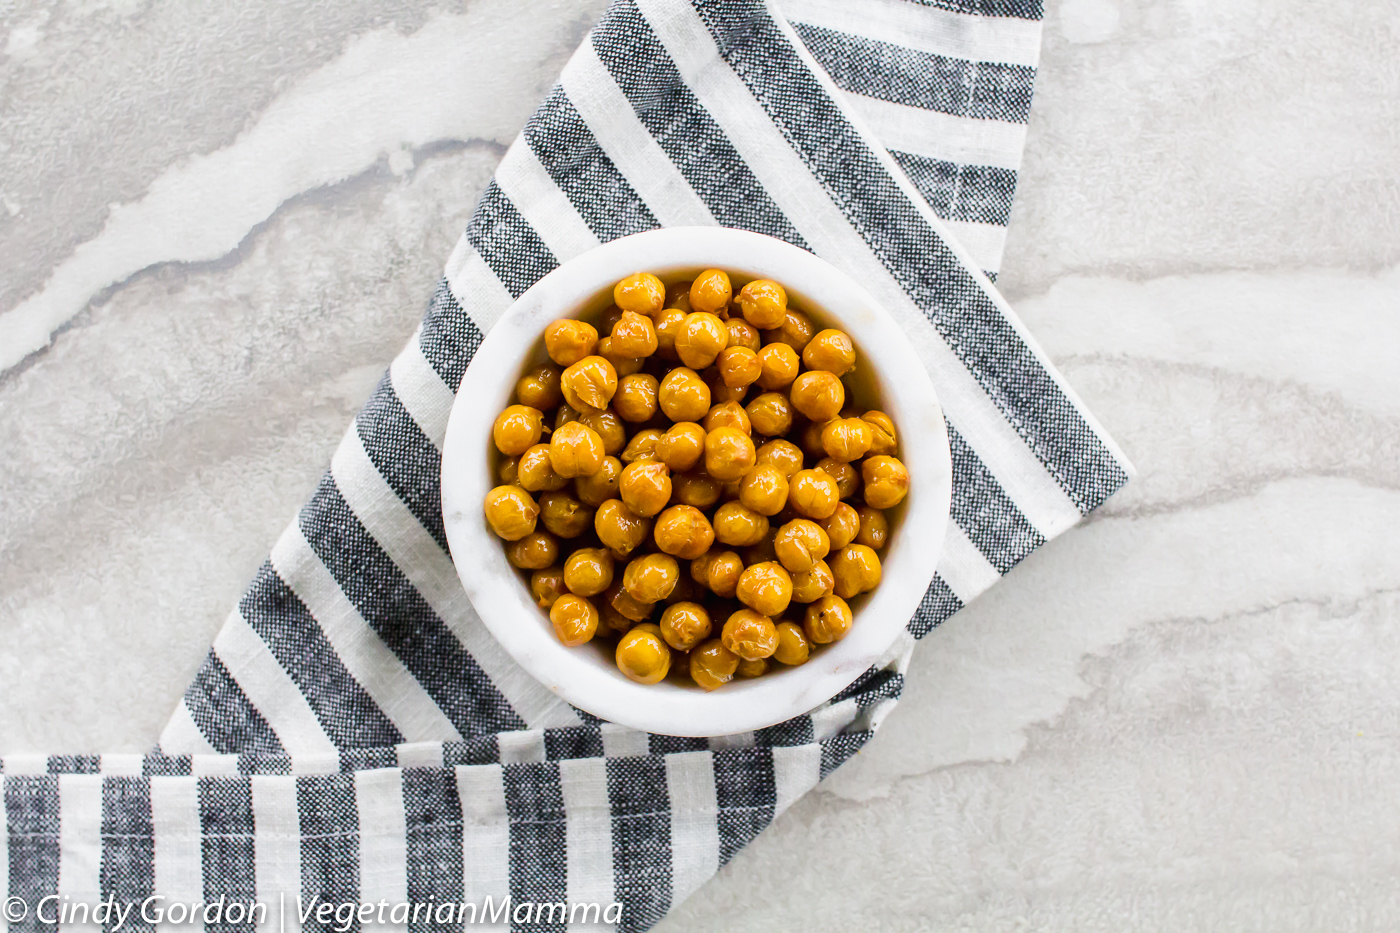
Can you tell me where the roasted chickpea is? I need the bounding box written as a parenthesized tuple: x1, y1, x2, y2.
(612, 373, 659, 423)
(738, 464, 789, 516)
(619, 460, 672, 517)
(790, 559, 835, 603)
(596, 336, 643, 377)
(614, 272, 665, 316)
(804, 594, 853, 643)
(815, 457, 860, 499)
(658, 367, 711, 422)
(610, 310, 659, 358)
(768, 309, 814, 352)
(735, 561, 792, 617)
(788, 468, 840, 520)
(555, 404, 581, 431)
(607, 580, 655, 623)
(675, 312, 729, 369)
(594, 499, 652, 556)
(484, 485, 538, 540)
(560, 355, 618, 412)
(689, 269, 732, 315)
(550, 594, 599, 647)
(620, 428, 663, 464)
(725, 318, 762, 352)
(660, 602, 712, 651)
(773, 519, 830, 573)
(703, 427, 757, 482)
(830, 544, 882, 598)
(516, 364, 563, 411)
(506, 531, 558, 570)
(543, 319, 599, 367)
(855, 507, 888, 549)
(616, 626, 671, 684)
(705, 367, 747, 406)
(737, 278, 787, 329)
(623, 553, 681, 603)
(656, 422, 706, 472)
(492, 405, 544, 456)
(530, 567, 567, 610)
(861, 456, 910, 509)
(789, 371, 845, 421)
(549, 421, 606, 478)
(564, 547, 615, 597)
(498, 456, 520, 485)
(653, 505, 715, 560)
(654, 307, 687, 360)
(735, 657, 769, 678)
(538, 491, 593, 538)
(575, 455, 622, 506)
(745, 392, 794, 437)
(600, 601, 633, 637)
(772, 622, 811, 666)
(755, 438, 804, 478)
(861, 410, 898, 456)
(820, 418, 874, 462)
(691, 549, 743, 597)
(578, 409, 626, 456)
(712, 501, 770, 547)
(689, 639, 739, 690)
(517, 444, 570, 493)
(799, 419, 829, 460)
(721, 609, 779, 660)
(755, 343, 800, 390)
(703, 400, 751, 435)
(714, 346, 761, 389)
(802, 329, 856, 376)
(672, 470, 723, 509)
(819, 502, 861, 550)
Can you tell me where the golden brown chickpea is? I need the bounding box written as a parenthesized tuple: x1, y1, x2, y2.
(656, 422, 705, 472)
(550, 594, 599, 647)
(575, 455, 622, 507)
(530, 567, 567, 610)
(689, 639, 739, 690)
(616, 626, 671, 684)
(768, 309, 814, 352)
(516, 364, 563, 411)
(790, 559, 835, 603)
(804, 594, 853, 643)
(799, 419, 829, 461)
(560, 355, 618, 412)
(703, 427, 757, 482)
(623, 553, 680, 603)
(611, 309, 659, 358)
(773, 519, 830, 573)
(492, 405, 544, 456)
(619, 460, 672, 517)
(563, 547, 614, 597)
(484, 485, 539, 541)
(659, 601, 711, 651)
(703, 400, 751, 435)
(738, 464, 789, 517)
(516, 444, 569, 492)
(721, 609, 779, 660)
(599, 601, 633, 637)
(735, 561, 792, 617)
(614, 272, 665, 316)
(735, 657, 769, 678)
(830, 544, 882, 598)
(658, 367, 711, 422)
(596, 336, 643, 377)
(621, 428, 664, 465)
(577, 409, 626, 456)
(815, 457, 860, 499)
(802, 329, 856, 376)
(537, 491, 593, 538)
(714, 346, 761, 389)
(725, 318, 762, 352)
(745, 392, 794, 437)
(861, 456, 910, 509)
(737, 278, 787, 329)
(693, 549, 744, 598)
(498, 455, 520, 485)
(861, 410, 898, 456)
(755, 343, 800, 390)
(549, 421, 605, 478)
(819, 502, 861, 550)
(506, 531, 558, 570)
(704, 367, 747, 406)
(606, 580, 654, 623)
(543, 319, 599, 367)
(772, 622, 811, 666)
(755, 438, 804, 478)
(613, 373, 659, 423)
(675, 312, 729, 370)
(653, 307, 687, 360)
(788, 468, 840, 520)
(855, 507, 888, 549)
(673, 470, 723, 509)
(555, 404, 581, 431)
(653, 505, 715, 560)
(594, 499, 652, 557)
(820, 418, 874, 463)
(712, 501, 770, 547)
(689, 269, 733, 315)
(790, 371, 845, 421)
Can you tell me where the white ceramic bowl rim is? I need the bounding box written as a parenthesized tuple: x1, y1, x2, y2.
(441, 227, 952, 736)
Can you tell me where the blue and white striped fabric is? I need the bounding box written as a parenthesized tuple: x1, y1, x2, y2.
(2, 1, 1130, 931)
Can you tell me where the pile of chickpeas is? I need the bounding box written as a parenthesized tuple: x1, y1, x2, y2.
(482, 269, 909, 691)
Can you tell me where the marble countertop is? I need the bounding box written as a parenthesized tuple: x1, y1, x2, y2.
(3, 0, 1398, 929)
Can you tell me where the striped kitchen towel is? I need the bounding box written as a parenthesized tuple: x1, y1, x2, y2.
(2, 1, 1131, 932)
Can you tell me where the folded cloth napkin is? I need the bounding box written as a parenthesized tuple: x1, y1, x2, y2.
(3, 1, 1130, 931)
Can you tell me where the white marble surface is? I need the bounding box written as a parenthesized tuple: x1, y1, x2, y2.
(2, 0, 1398, 929)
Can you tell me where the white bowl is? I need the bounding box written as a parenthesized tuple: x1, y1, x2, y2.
(441, 227, 951, 736)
